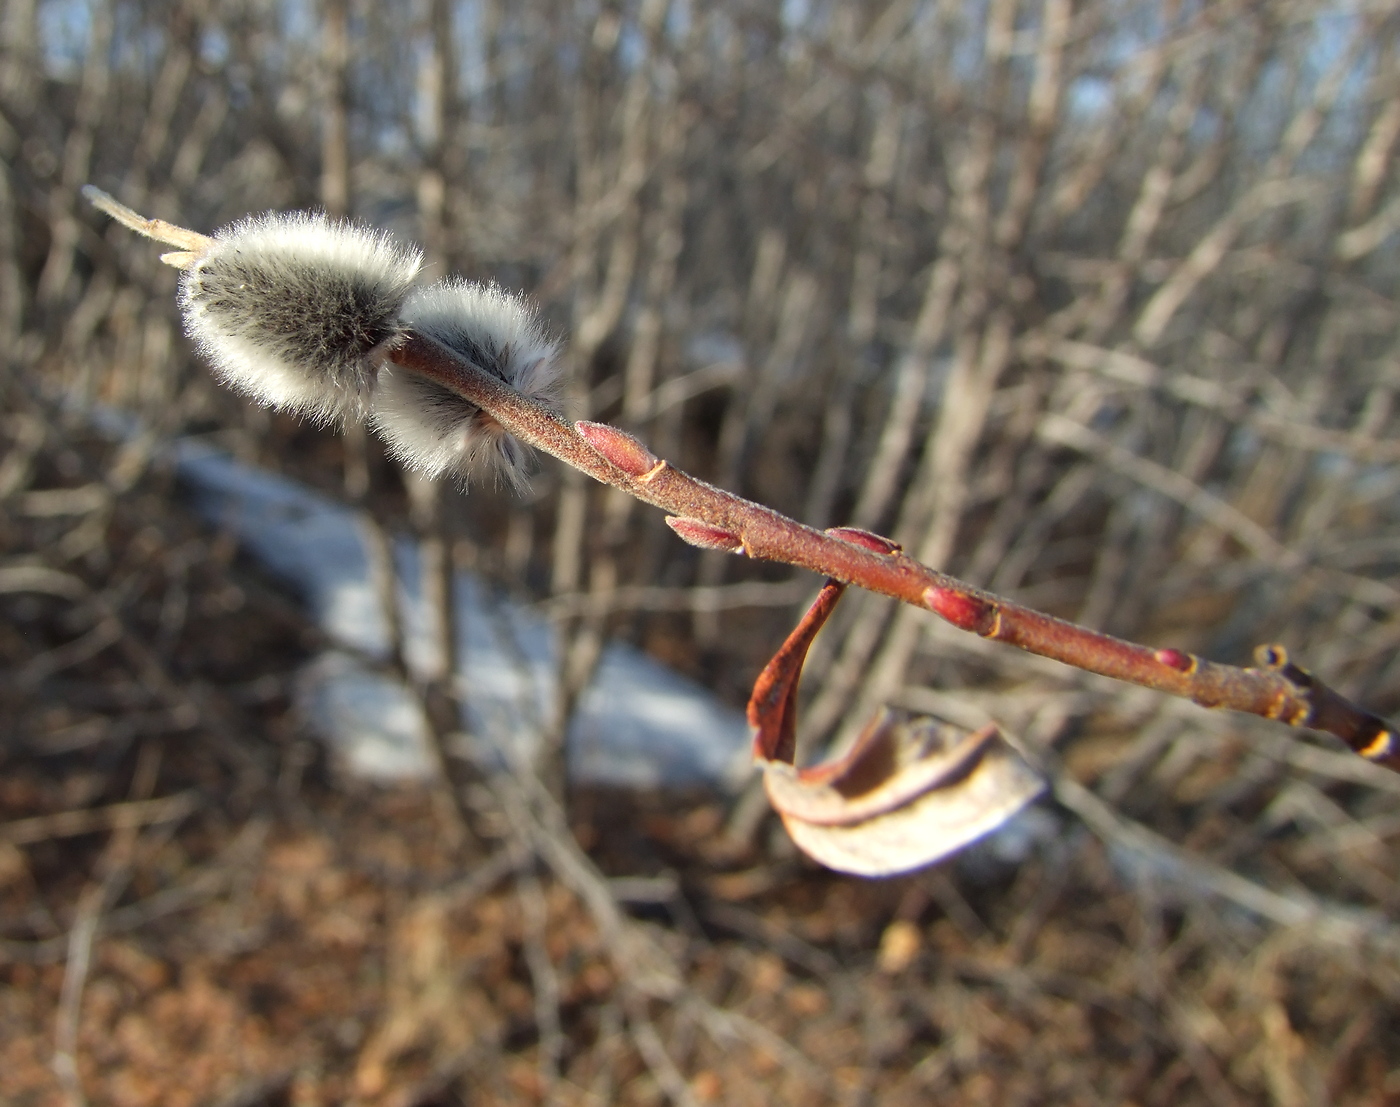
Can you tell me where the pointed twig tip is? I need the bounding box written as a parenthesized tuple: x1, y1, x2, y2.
(82, 184, 213, 259)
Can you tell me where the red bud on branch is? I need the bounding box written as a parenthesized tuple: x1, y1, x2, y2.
(666, 517, 745, 554)
(575, 420, 663, 479)
(825, 527, 901, 555)
(1154, 648, 1196, 673)
(924, 585, 999, 635)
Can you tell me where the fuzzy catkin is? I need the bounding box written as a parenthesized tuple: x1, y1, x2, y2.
(372, 280, 563, 489)
(180, 212, 422, 424)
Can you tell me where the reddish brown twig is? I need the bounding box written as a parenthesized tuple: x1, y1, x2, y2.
(390, 330, 1400, 773)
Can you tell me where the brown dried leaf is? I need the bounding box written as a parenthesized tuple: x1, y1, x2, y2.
(759, 711, 1044, 877)
(749, 563, 1044, 877)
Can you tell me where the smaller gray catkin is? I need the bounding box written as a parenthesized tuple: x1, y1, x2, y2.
(372, 279, 564, 490)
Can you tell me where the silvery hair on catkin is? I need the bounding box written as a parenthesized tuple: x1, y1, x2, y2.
(372, 280, 564, 490)
(180, 211, 422, 424)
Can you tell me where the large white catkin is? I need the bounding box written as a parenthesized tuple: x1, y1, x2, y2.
(372, 280, 564, 489)
(180, 212, 422, 424)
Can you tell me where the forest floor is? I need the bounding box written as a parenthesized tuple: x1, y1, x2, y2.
(3, 420, 1398, 1107)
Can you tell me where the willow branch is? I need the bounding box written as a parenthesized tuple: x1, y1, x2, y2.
(390, 330, 1400, 773)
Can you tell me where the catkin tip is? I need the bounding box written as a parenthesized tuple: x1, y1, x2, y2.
(83, 185, 213, 253)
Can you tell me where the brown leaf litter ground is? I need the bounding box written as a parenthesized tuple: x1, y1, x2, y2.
(3, 419, 1400, 1106)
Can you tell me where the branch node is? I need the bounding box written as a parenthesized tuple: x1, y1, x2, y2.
(1255, 643, 1290, 671)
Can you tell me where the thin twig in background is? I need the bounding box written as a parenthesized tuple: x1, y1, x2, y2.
(51, 742, 162, 1107)
(0, 792, 197, 846)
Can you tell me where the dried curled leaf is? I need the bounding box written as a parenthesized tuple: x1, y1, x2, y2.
(759, 710, 1044, 877)
(749, 552, 1044, 877)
